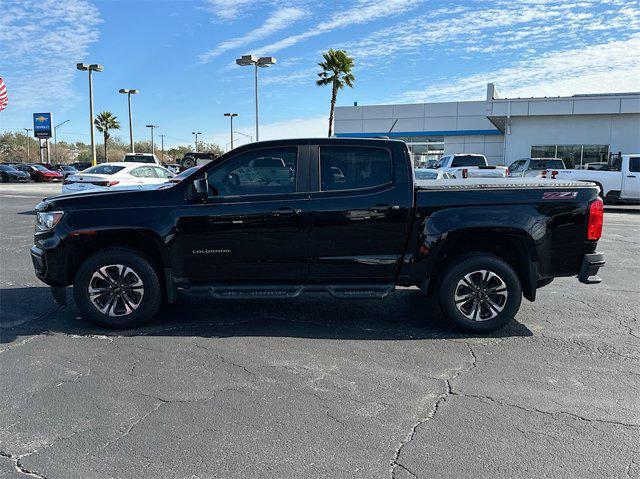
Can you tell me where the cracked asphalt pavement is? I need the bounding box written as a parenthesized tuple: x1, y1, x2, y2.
(1, 185, 639, 478)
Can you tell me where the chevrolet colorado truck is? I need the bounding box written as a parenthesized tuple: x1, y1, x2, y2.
(31, 138, 605, 333)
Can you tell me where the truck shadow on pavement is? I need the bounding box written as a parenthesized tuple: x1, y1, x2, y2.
(0, 286, 533, 345)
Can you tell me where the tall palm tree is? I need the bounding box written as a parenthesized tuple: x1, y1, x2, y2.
(94, 111, 120, 162)
(316, 49, 355, 137)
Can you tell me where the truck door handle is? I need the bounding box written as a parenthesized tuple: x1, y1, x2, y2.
(272, 207, 302, 216)
(627, 175, 637, 178)
(368, 204, 399, 213)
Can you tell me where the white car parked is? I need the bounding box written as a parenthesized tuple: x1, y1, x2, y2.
(62, 162, 174, 194)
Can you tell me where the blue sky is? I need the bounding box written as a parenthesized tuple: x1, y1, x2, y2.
(1, 0, 639, 149)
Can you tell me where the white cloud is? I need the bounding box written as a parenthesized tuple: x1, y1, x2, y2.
(204, 0, 257, 21)
(399, 33, 640, 102)
(345, 0, 640, 60)
(253, 0, 423, 55)
(200, 7, 307, 62)
(0, 0, 101, 110)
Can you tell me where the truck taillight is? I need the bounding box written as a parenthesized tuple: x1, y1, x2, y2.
(541, 170, 547, 178)
(587, 197, 604, 240)
(462, 168, 468, 179)
(551, 170, 558, 179)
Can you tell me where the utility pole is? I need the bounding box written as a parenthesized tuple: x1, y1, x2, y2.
(23, 128, 32, 162)
(146, 124, 158, 155)
(192, 131, 202, 152)
(159, 134, 165, 163)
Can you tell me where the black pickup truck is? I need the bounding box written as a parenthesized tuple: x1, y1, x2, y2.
(31, 138, 605, 332)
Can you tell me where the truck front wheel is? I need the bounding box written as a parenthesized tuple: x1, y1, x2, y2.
(73, 248, 162, 329)
(438, 254, 522, 333)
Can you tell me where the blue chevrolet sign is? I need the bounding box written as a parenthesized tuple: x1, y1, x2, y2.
(33, 112, 52, 139)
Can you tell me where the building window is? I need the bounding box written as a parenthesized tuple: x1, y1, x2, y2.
(531, 144, 609, 169)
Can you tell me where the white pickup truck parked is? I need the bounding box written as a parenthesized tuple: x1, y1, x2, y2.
(549, 154, 640, 202)
(435, 154, 508, 178)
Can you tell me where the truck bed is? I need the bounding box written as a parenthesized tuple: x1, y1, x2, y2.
(415, 178, 594, 190)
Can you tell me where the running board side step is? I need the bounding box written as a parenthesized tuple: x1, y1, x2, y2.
(328, 285, 394, 299)
(209, 286, 304, 299)
(190, 284, 395, 300)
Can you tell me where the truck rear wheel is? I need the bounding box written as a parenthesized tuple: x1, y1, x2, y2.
(438, 254, 522, 333)
(181, 156, 196, 169)
(73, 248, 162, 329)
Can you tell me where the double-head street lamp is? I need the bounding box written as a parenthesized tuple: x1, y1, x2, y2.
(235, 55, 276, 142)
(119, 89, 139, 153)
(192, 131, 202, 152)
(146, 124, 158, 154)
(53, 120, 70, 163)
(224, 113, 238, 150)
(76, 63, 103, 166)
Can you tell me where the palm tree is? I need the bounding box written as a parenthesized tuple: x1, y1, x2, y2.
(94, 111, 120, 162)
(316, 49, 355, 137)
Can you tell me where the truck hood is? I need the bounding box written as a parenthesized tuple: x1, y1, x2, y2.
(36, 183, 177, 212)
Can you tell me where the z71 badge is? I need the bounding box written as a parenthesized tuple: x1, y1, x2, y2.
(543, 191, 578, 200)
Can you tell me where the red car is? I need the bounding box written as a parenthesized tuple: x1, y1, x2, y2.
(14, 164, 63, 182)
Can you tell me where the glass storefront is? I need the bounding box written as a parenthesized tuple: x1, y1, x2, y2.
(531, 144, 609, 169)
(400, 137, 445, 167)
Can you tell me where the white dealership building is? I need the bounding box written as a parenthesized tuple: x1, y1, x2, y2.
(334, 84, 640, 168)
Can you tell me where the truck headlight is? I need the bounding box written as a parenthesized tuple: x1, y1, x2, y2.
(36, 211, 64, 230)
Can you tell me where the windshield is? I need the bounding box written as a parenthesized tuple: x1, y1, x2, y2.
(33, 165, 50, 171)
(123, 155, 155, 163)
(83, 165, 125, 175)
(415, 169, 438, 180)
(0, 165, 18, 172)
(451, 155, 486, 167)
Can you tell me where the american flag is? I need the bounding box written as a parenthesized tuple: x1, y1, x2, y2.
(0, 78, 7, 112)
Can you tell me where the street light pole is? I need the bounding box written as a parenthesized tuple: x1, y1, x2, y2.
(77, 63, 103, 166)
(192, 131, 202, 152)
(119, 89, 139, 153)
(235, 55, 276, 142)
(224, 113, 238, 150)
(146, 124, 158, 155)
(23, 128, 32, 162)
(234, 130, 253, 142)
(53, 120, 70, 163)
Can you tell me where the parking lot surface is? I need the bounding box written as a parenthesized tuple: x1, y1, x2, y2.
(1, 184, 639, 479)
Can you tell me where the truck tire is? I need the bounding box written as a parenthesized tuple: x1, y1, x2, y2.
(438, 254, 522, 333)
(181, 156, 196, 169)
(73, 247, 162, 329)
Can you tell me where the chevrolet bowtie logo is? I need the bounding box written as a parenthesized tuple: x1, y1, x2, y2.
(35, 116, 47, 122)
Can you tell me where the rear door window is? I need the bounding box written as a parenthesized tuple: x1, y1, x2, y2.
(630, 157, 640, 173)
(319, 146, 392, 191)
